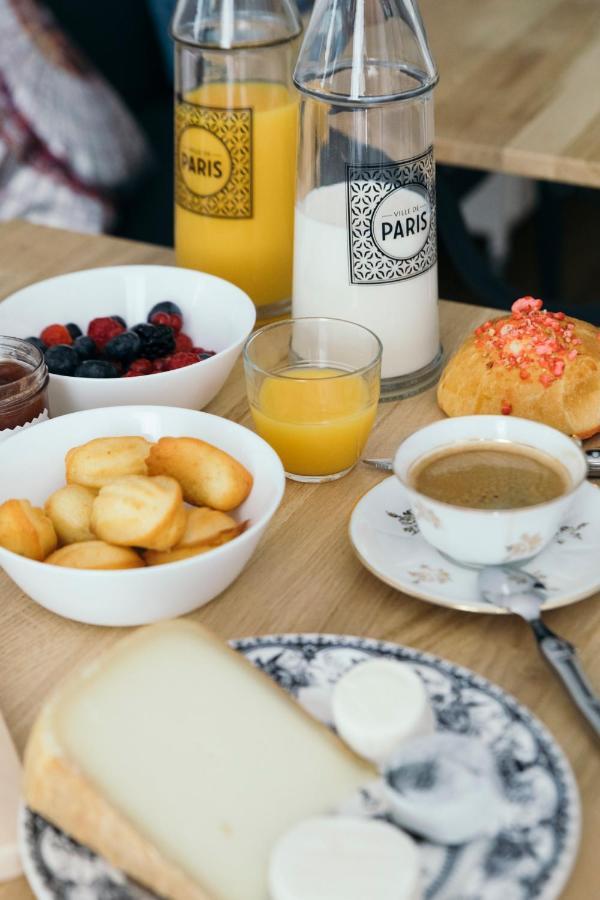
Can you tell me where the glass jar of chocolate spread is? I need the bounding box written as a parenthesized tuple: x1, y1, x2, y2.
(0, 336, 49, 443)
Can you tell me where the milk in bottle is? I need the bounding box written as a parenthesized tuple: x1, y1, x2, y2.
(292, 0, 442, 398)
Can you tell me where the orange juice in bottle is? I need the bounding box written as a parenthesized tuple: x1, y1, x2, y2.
(172, 0, 301, 318)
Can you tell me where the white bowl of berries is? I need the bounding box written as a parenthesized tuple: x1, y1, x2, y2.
(0, 265, 256, 417)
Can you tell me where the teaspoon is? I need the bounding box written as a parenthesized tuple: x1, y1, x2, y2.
(362, 449, 600, 477)
(478, 566, 600, 740)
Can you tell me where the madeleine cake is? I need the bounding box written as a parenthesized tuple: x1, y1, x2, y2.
(0, 499, 57, 561)
(44, 484, 97, 545)
(66, 436, 152, 489)
(91, 475, 186, 551)
(45, 541, 144, 570)
(148, 437, 253, 511)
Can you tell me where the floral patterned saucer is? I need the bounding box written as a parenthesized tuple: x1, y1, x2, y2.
(20, 635, 579, 900)
(349, 477, 600, 613)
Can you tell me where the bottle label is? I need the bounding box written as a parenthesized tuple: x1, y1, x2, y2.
(346, 147, 436, 285)
(175, 101, 253, 219)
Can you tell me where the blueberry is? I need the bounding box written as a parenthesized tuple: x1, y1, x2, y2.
(147, 301, 182, 322)
(104, 330, 141, 362)
(45, 344, 79, 376)
(73, 335, 96, 360)
(25, 336, 47, 354)
(111, 315, 127, 328)
(66, 322, 82, 339)
(74, 359, 120, 378)
(132, 323, 175, 359)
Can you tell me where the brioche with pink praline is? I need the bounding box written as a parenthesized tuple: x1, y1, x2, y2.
(438, 297, 600, 437)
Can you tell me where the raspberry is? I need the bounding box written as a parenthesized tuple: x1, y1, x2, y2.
(166, 352, 199, 370)
(174, 332, 194, 352)
(150, 310, 183, 332)
(127, 358, 153, 375)
(193, 347, 216, 359)
(168, 312, 183, 333)
(88, 317, 125, 350)
(148, 300, 182, 318)
(152, 358, 170, 373)
(41, 324, 72, 347)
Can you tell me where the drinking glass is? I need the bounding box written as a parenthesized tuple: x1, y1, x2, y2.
(244, 317, 381, 482)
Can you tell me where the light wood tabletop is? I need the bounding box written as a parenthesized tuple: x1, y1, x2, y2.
(422, 0, 600, 188)
(0, 220, 598, 900)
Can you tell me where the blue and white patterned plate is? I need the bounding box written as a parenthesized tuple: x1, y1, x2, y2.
(20, 634, 580, 900)
(350, 476, 600, 613)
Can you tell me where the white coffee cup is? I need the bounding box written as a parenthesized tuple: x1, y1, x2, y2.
(393, 416, 587, 567)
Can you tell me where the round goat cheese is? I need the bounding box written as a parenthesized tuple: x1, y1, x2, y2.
(331, 659, 435, 764)
(383, 733, 504, 844)
(268, 815, 421, 900)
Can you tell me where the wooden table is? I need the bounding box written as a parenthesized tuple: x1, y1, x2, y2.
(0, 220, 598, 900)
(422, 0, 600, 187)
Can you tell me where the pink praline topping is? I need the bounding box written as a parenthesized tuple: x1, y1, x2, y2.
(474, 297, 583, 388)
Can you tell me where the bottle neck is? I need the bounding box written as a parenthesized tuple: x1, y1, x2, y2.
(293, 64, 437, 107)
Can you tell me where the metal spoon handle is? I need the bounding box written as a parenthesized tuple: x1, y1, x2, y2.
(362, 457, 394, 472)
(586, 449, 600, 478)
(531, 619, 600, 739)
(362, 451, 600, 477)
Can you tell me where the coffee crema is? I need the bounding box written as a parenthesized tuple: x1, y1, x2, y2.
(410, 441, 571, 510)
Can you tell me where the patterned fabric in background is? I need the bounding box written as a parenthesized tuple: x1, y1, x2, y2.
(0, 0, 150, 232)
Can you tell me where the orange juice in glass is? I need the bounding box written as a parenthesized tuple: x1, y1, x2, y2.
(172, 1, 302, 319)
(244, 318, 381, 481)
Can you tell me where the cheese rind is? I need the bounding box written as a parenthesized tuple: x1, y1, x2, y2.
(0, 711, 22, 882)
(268, 816, 422, 900)
(24, 622, 375, 900)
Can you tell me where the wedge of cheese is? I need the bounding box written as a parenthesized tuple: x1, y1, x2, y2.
(24, 622, 375, 900)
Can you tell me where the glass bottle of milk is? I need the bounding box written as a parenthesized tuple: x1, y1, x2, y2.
(292, 0, 441, 399)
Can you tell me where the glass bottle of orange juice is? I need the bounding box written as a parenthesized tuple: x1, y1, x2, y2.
(172, 0, 302, 319)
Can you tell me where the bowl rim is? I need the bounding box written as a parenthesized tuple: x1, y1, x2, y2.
(393, 414, 588, 516)
(0, 405, 285, 574)
(0, 264, 257, 383)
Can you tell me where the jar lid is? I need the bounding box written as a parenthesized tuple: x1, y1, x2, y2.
(294, 0, 438, 106)
(172, 0, 302, 51)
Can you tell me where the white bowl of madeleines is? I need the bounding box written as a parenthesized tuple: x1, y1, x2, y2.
(0, 265, 256, 416)
(0, 406, 285, 626)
